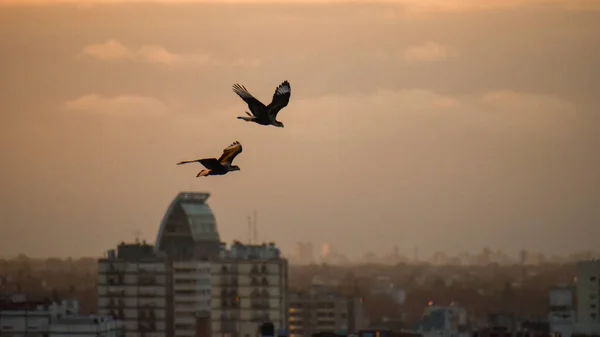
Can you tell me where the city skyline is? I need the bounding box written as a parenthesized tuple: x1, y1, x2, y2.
(1, 0, 599, 258)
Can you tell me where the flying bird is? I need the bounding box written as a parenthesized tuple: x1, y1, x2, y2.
(233, 80, 291, 128)
(177, 141, 243, 177)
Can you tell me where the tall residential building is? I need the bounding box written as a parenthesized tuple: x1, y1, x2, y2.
(211, 242, 289, 337)
(155, 192, 219, 337)
(575, 260, 600, 334)
(156, 192, 221, 261)
(97, 242, 174, 337)
(288, 284, 368, 337)
(172, 261, 212, 337)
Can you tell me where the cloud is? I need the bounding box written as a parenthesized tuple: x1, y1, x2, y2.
(403, 42, 457, 63)
(269, 88, 580, 146)
(62, 94, 172, 117)
(80, 40, 261, 68)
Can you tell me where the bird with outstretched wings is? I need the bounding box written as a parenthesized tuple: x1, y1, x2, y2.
(233, 81, 291, 128)
(217, 141, 243, 166)
(176, 141, 243, 177)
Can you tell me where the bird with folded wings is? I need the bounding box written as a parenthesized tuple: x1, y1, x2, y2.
(176, 141, 243, 177)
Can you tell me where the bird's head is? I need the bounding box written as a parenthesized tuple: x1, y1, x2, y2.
(231, 165, 241, 171)
(275, 121, 284, 128)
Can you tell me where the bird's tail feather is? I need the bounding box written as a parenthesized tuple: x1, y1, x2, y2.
(237, 116, 255, 122)
(245, 111, 252, 117)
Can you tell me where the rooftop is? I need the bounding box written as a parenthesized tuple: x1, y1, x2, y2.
(219, 241, 282, 260)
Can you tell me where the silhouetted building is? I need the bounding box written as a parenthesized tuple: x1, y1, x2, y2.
(97, 242, 174, 337)
(288, 284, 368, 337)
(211, 242, 289, 337)
(156, 192, 221, 260)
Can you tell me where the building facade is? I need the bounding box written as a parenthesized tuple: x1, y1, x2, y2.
(548, 285, 576, 337)
(575, 260, 600, 335)
(155, 192, 221, 261)
(288, 284, 368, 337)
(97, 242, 174, 337)
(172, 261, 212, 337)
(0, 297, 121, 337)
(211, 242, 289, 337)
(49, 316, 123, 337)
(0, 299, 79, 337)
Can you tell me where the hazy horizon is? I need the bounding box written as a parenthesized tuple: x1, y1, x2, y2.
(1, 0, 599, 259)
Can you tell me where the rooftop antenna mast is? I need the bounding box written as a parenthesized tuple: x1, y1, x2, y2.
(247, 215, 253, 244)
(134, 230, 142, 243)
(253, 209, 258, 244)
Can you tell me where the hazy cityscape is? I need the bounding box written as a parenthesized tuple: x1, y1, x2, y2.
(1, 191, 599, 337)
(2, 0, 600, 337)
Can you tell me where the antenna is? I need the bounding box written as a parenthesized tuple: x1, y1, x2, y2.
(253, 209, 258, 244)
(248, 215, 253, 244)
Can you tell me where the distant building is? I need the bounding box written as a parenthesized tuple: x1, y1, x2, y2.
(548, 285, 576, 337)
(370, 277, 406, 305)
(155, 192, 221, 261)
(288, 284, 368, 337)
(97, 242, 174, 337)
(0, 297, 121, 337)
(294, 243, 315, 266)
(211, 242, 289, 337)
(414, 305, 468, 337)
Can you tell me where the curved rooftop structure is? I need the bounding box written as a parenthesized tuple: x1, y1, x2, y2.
(155, 192, 221, 260)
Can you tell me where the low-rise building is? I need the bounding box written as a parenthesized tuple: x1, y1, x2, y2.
(288, 284, 368, 337)
(0, 298, 79, 336)
(0, 296, 121, 337)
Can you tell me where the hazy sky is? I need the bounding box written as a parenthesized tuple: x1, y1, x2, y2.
(1, 0, 599, 259)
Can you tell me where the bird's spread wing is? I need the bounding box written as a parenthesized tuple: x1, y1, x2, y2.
(232, 83, 267, 118)
(266, 80, 291, 119)
(198, 158, 226, 171)
(218, 141, 243, 165)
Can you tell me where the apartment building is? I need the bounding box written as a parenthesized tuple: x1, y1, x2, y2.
(97, 242, 174, 337)
(172, 261, 212, 337)
(575, 260, 600, 334)
(288, 284, 368, 337)
(211, 242, 289, 337)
